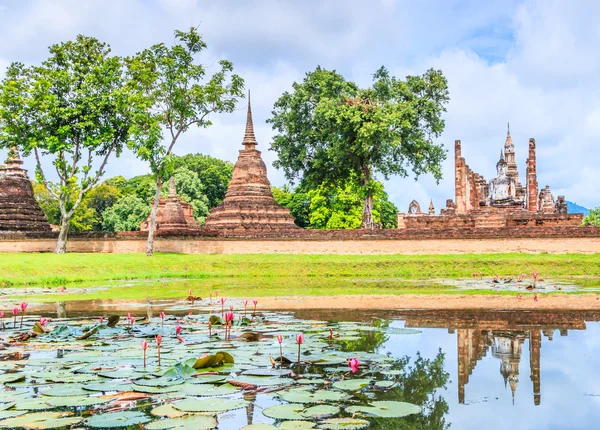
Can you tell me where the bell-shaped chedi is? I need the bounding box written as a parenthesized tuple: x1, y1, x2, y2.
(140, 177, 201, 232)
(0, 147, 51, 232)
(204, 95, 298, 231)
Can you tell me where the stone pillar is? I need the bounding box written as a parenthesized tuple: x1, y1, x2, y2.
(529, 329, 541, 405)
(397, 213, 406, 229)
(455, 140, 466, 214)
(526, 139, 538, 212)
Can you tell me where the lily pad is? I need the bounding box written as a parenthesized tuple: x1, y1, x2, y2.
(346, 400, 421, 418)
(317, 418, 370, 429)
(145, 415, 218, 429)
(182, 383, 240, 397)
(84, 411, 151, 428)
(279, 389, 346, 404)
(332, 379, 371, 391)
(262, 403, 306, 420)
(173, 398, 249, 413)
(150, 404, 186, 418)
(0, 411, 82, 429)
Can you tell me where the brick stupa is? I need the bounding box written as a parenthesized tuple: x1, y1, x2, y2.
(204, 95, 298, 231)
(0, 148, 51, 232)
(140, 177, 201, 232)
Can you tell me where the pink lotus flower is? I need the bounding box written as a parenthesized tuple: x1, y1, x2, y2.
(127, 312, 131, 319)
(215, 290, 219, 297)
(20, 302, 28, 312)
(39, 318, 47, 326)
(0, 312, 4, 318)
(296, 333, 304, 366)
(188, 289, 192, 297)
(141, 340, 149, 368)
(348, 358, 360, 373)
(177, 335, 185, 343)
(225, 312, 234, 323)
(129, 317, 135, 326)
(12, 307, 18, 329)
(220, 297, 226, 305)
(0, 311, 4, 329)
(155, 334, 163, 366)
(99, 317, 104, 324)
(277, 334, 284, 363)
(160, 311, 166, 326)
(277, 334, 283, 344)
(176, 325, 182, 335)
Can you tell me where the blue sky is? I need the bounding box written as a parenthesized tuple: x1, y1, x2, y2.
(0, 0, 598, 211)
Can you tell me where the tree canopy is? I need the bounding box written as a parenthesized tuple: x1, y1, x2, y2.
(126, 27, 244, 255)
(268, 66, 449, 228)
(0, 35, 138, 252)
(582, 207, 600, 226)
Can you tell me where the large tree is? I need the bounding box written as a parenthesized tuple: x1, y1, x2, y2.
(127, 28, 244, 255)
(268, 66, 449, 228)
(0, 36, 137, 252)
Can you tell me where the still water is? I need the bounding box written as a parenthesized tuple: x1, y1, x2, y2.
(35, 303, 600, 429)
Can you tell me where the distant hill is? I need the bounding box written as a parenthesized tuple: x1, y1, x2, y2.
(566, 201, 589, 216)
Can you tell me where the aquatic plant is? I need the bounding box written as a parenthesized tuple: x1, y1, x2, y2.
(141, 339, 148, 368)
(12, 307, 19, 329)
(19, 301, 28, 328)
(155, 333, 163, 366)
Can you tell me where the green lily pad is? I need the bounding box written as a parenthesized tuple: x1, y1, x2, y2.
(332, 379, 371, 391)
(45, 395, 111, 407)
(182, 383, 240, 396)
(374, 380, 395, 388)
(0, 411, 82, 429)
(279, 389, 346, 404)
(40, 386, 90, 397)
(173, 398, 249, 413)
(188, 374, 227, 384)
(262, 403, 306, 420)
(230, 375, 293, 387)
(317, 417, 370, 429)
(84, 411, 151, 428)
(131, 383, 181, 394)
(150, 404, 186, 418)
(280, 422, 317, 429)
(0, 410, 26, 421)
(145, 415, 218, 429)
(83, 382, 131, 392)
(302, 405, 339, 419)
(346, 400, 421, 418)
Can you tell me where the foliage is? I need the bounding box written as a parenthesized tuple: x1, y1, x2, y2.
(102, 195, 150, 232)
(126, 27, 244, 255)
(173, 154, 233, 208)
(268, 66, 449, 228)
(166, 167, 210, 223)
(0, 35, 138, 252)
(273, 179, 398, 229)
(582, 207, 600, 226)
(32, 182, 60, 226)
(272, 185, 311, 228)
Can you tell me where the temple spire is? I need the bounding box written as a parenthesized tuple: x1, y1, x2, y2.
(5, 147, 24, 169)
(507, 122, 510, 136)
(168, 177, 177, 198)
(242, 91, 257, 148)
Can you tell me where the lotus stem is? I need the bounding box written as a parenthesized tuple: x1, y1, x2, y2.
(157, 345, 161, 366)
(279, 344, 283, 364)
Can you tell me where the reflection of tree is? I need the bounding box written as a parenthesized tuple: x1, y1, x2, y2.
(335, 319, 390, 352)
(364, 350, 450, 430)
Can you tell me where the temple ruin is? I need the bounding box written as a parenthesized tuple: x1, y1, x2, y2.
(0, 148, 51, 232)
(204, 95, 298, 231)
(398, 126, 583, 229)
(140, 177, 201, 233)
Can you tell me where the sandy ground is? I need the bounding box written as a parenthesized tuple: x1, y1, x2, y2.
(258, 293, 600, 310)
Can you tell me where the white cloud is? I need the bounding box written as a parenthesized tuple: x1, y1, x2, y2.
(0, 0, 598, 211)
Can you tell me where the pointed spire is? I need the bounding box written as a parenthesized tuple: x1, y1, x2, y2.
(5, 146, 23, 168)
(242, 90, 257, 147)
(504, 122, 514, 150)
(507, 122, 510, 136)
(168, 177, 177, 197)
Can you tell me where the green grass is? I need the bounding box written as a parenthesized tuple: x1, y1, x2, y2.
(1, 253, 598, 302)
(1, 253, 599, 286)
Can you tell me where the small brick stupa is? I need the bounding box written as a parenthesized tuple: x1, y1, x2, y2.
(204, 95, 298, 231)
(0, 147, 51, 232)
(140, 177, 201, 232)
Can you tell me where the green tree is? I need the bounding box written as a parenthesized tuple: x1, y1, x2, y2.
(81, 183, 122, 231)
(268, 66, 449, 229)
(271, 185, 311, 228)
(582, 207, 600, 226)
(102, 195, 150, 232)
(127, 27, 244, 255)
(0, 36, 138, 253)
(173, 153, 233, 208)
(165, 167, 210, 223)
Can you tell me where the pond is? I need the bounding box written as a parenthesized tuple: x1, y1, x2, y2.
(0, 299, 598, 429)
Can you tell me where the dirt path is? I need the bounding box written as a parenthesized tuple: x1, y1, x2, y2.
(258, 293, 600, 310)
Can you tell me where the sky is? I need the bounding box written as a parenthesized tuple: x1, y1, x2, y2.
(0, 0, 598, 212)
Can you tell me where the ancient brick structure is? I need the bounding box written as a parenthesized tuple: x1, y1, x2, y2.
(399, 126, 583, 229)
(204, 95, 298, 231)
(140, 177, 201, 233)
(0, 148, 51, 232)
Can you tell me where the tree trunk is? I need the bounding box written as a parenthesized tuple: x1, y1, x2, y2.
(360, 164, 375, 229)
(55, 217, 71, 254)
(361, 191, 375, 229)
(146, 178, 163, 256)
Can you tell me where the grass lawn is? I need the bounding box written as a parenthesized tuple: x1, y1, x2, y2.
(0, 252, 598, 293)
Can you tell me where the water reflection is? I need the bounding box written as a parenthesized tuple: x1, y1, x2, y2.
(32, 302, 600, 429)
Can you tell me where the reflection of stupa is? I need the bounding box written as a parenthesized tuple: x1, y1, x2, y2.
(457, 328, 542, 405)
(491, 332, 526, 404)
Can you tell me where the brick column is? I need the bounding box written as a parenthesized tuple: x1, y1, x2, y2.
(526, 138, 538, 212)
(529, 329, 541, 405)
(455, 140, 466, 214)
